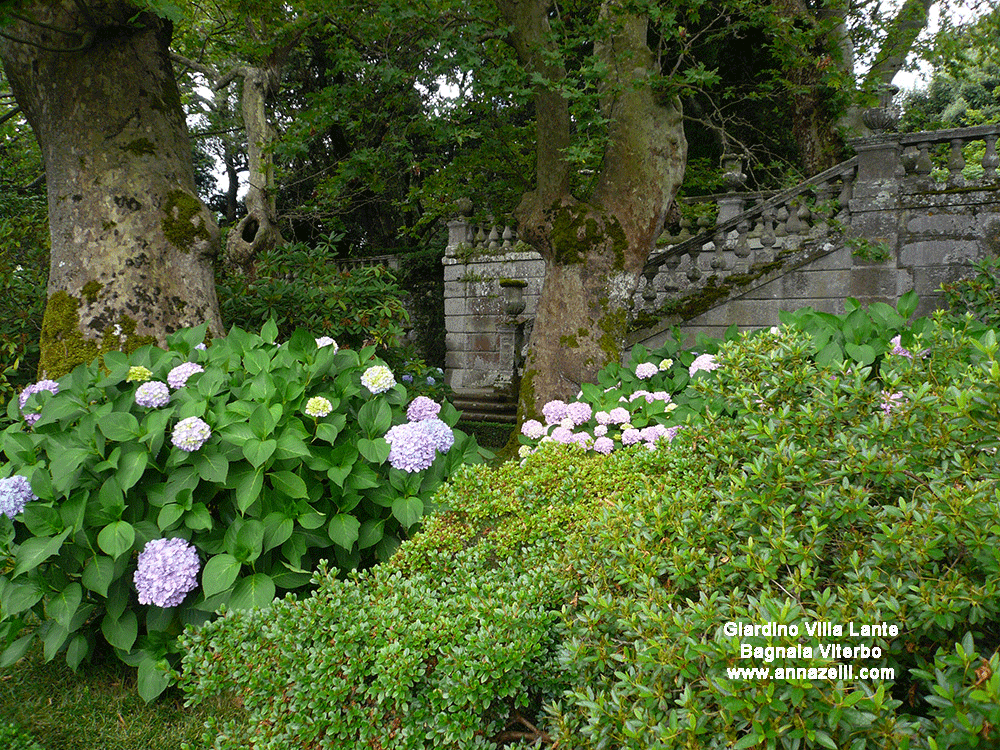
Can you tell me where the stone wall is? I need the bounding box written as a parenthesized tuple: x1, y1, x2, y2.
(443, 123, 1000, 397)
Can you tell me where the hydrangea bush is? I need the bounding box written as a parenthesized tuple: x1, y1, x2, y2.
(0, 321, 483, 699)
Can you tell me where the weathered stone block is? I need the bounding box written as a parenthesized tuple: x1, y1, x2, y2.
(905, 212, 978, 237)
(849, 267, 898, 298)
(899, 240, 979, 267)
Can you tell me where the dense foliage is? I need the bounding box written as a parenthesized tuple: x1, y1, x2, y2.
(179, 301, 1000, 749)
(0, 322, 482, 700)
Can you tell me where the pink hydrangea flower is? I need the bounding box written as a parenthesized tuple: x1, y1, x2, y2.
(593, 436, 614, 455)
(635, 362, 658, 380)
(521, 419, 546, 440)
(689, 353, 719, 376)
(542, 400, 569, 425)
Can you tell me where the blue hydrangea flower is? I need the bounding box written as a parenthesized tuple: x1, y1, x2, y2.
(426, 376, 436, 385)
(418, 417, 454, 453)
(171, 416, 212, 452)
(167, 362, 204, 389)
(134, 538, 201, 608)
(384, 422, 436, 472)
(0, 475, 37, 518)
(18, 379, 60, 426)
(406, 396, 440, 422)
(135, 381, 170, 408)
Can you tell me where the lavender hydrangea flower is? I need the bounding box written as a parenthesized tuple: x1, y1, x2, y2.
(594, 410, 612, 425)
(635, 362, 659, 380)
(402, 374, 414, 383)
(594, 424, 608, 437)
(19, 379, 60, 426)
(134, 538, 201, 608)
(407, 396, 441, 422)
(621, 428, 641, 446)
(593, 436, 614, 455)
(135, 381, 170, 408)
(551, 426, 574, 444)
(689, 353, 720, 376)
(571, 432, 591, 449)
(0, 475, 36, 518)
(361, 365, 396, 394)
(565, 401, 593, 426)
(384, 422, 437, 472)
(305, 396, 333, 418)
(541, 400, 569, 425)
(608, 407, 630, 425)
(521, 419, 546, 440)
(167, 362, 204, 389)
(640, 425, 667, 443)
(419, 417, 455, 453)
(171, 416, 212, 452)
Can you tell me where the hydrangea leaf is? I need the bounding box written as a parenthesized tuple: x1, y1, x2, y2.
(391, 496, 423, 530)
(328, 514, 361, 551)
(229, 573, 275, 611)
(137, 656, 171, 703)
(357, 518, 384, 549)
(49, 582, 82, 631)
(12, 527, 72, 577)
(241, 438, 277, 469)
(82, 555, 115, 598)
(357, 437, 390, 464)
(202, 553, 242, 598)
(99, 412, 141, 442)
(270, 470, 308, 499)
(97, 521, 135, 559)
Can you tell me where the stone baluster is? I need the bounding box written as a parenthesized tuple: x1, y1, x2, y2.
(474, 225, 487, 247)
(797, 200, 812, 233)
(488, 225, 501, 250)
(641, 268, 658, 306)
(982, 134, 999, 181)
(837, 171, 854, 223)
(947, 138, 966, 185)
(814, 181, 834, 236)
(678, 215, 692, 239)
(775, 204, 789, 242)
(759, 204, 776, 262)
(784, 200, 801, 236)
(901, 144, 920, 175)
(662, 252, 682, 293)
(712, 228, 727, 272)
(915, 142, 934, 177)
(686, 245, 702, 283)
(734, 216, 752, 271)
(502, 225, 514, 250)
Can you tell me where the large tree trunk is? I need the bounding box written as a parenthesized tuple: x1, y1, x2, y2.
(0, 1, 223, 378)
(497, 0, 686, 419)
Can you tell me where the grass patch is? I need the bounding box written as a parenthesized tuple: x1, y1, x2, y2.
(0, 642, 241, 750)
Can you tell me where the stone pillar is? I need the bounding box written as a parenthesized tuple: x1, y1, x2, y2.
(716, 153, 747, 225)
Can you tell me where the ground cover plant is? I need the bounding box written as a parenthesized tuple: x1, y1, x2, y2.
(178, 302, 1000, 749)
(0, 321, 482, 700)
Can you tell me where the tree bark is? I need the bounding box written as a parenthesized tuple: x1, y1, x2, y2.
(496, 0, 686, 419)
(0, 1, 223, 378)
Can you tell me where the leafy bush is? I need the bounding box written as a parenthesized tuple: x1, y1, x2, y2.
(0, 321, 482, 700)
(180, 308, 1000, 749)
(547, 319, 1000, 749)
(0, 205, 48, 394)
(179, 443, 699, 749)
(217, 241, 409, 351)
(0, 720, 45, 750)
(941, 255, 1000, 330)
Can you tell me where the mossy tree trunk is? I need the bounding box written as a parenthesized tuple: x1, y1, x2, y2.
(495, 0, 686, 420)
(0, 1, 223, 378)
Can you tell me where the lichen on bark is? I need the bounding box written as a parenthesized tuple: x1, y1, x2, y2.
(162, 189, 213, 253)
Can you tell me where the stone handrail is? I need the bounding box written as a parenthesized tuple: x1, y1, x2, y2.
(897, 123, 1000, 183)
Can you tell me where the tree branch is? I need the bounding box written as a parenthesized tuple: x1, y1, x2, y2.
(0, 106, 21, 125)
(0, 27, 93, 54)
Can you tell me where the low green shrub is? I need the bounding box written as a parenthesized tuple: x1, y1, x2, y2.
(941, 255, 1000, 330)
(0, 321, 482, 700)
(547, 319, 1000, 749)
(178, 443, 701, 748)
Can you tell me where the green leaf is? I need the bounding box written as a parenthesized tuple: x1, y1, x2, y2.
(897, 289, 918, 319)
(184, 503, 213, 531)
(357, 437, 390, 464)
(316, 421, 341, 444)
(358, 399, 392, 439)
(49, 582, 82, 631)
(98, 520, 135, 559)
(232, 467, 263, 514)
(66, 634, 89, 671)
(229, 573, 276, 611)
(202, 553, 242, 598)
(1, 634, 35, 668)
(242, 438, 277, 468)
(844, 342, 876, 365)
(101, 610, 138, 652)
(137, 656, 172, 703)
(327, 514, 361, 550)
(117, 445, 149, 491)
(262, 513, 294, 552)
(358, 519, 384, 549)
(157, 503, 185, 530)
(734, 733, 763, 750)
(814, 730, 838, 749)
(99, 412, 141, 441)
(275, 430, 311, 459)
(269, 470, 308, 499)
(0, 580, 44, 618)
(249, 403, 277, 439)
(82, 555, 116, 598)
(260, 319, 278, 344)
(194, 448, 229, 484)
(391, 496, 424, 529)
(13, 528, 72, 577)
